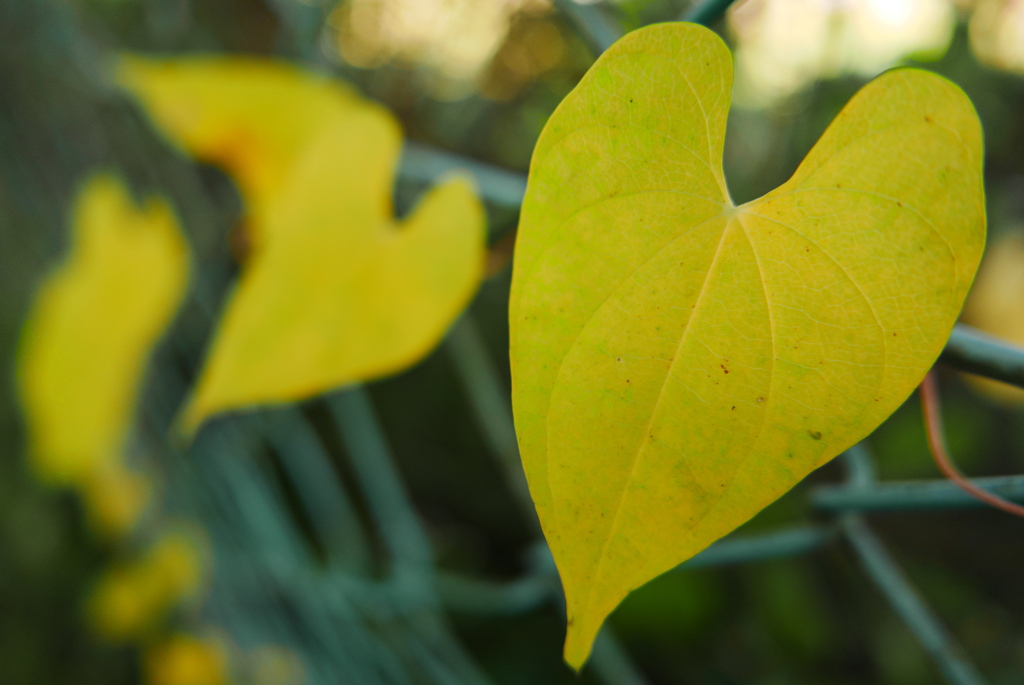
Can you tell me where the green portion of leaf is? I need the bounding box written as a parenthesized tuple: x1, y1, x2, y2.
(509, 22, 985, 667)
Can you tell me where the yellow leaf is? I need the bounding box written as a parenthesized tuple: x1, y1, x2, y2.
(145, 634, 231, 685)
(117, 56, 362, 237)
(80, 463, 153, 539)
(118, 57, 486, 434)
(87, 529, 206, 641)
(18, 174, 189, 485)
(960, 230, 1024, 404)
(509, 23, 984, 668)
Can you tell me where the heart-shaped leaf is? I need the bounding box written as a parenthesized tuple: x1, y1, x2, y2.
(18, 174, 189, 485)
(118, 57, 487, 434)
(509, 23, 985, 667)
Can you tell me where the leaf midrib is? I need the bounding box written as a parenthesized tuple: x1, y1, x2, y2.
(571, 212, 738, 624)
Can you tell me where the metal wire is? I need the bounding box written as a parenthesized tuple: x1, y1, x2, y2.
(550, 0, 624, 56)
(814, 475, 1024, 512)
(839, 450, 988, 685)
(5, 0, 1024, 682)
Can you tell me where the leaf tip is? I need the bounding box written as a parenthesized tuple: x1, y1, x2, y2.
(562, 621, 598, 672)
(560, 602, 611, 672)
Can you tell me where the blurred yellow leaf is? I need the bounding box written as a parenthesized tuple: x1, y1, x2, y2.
(117, 57, 363, 244)
(145, 634, 230, 685)
(88, 529, 206, 641)
(80, 463, 153, 539)
(960, 231, 1024, 404)
(510, 23, 984, 667)
(118, 57, 486, 434)
(17, 174, 189, 485)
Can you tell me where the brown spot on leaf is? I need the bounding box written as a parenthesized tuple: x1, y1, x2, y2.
(808, 430, 822, 440)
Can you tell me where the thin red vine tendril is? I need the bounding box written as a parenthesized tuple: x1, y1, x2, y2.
(919, 369, 1024, 518)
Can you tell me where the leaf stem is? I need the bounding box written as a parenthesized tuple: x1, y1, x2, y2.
(919, 370, 1024, 518)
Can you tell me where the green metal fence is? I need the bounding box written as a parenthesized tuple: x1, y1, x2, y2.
(3, 1, 1024, 683)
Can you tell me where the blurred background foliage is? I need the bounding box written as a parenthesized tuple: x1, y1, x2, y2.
(2, 0, 1024, 683)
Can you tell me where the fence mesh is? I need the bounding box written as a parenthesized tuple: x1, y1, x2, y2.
(2, 1, 1023, 683)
